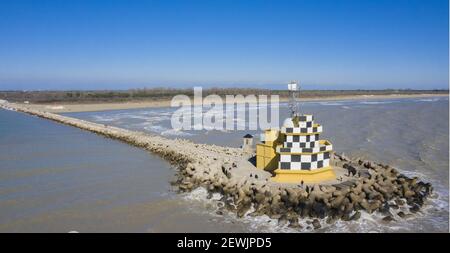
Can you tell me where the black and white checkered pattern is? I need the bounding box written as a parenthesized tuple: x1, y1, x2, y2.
(279, 152, 331, 170)
(295, 121, 313, 128)
(276, 114, 333, 171)
(284, 134, 319, 148)
(278, 142, 333, 154)
(284, 141, 318, 148)
(298, 115, 314, 122)
(286, 134, 319, 143)
(282, 125, 323, 134)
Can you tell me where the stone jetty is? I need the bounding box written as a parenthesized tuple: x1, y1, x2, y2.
(1, 102, 433, 229)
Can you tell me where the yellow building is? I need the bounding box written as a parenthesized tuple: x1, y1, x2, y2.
(256, 115, 336, 183)
(256, 129, 281, 172)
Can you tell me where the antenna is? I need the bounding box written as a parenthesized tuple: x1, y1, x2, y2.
(287, 80, 300, 117)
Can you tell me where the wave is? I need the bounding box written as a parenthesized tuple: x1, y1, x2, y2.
(161, 129, 193, 137)
(319, 102, 344, 106)
(416, 98, 440, 102)
(182, 185, 448, 233)
(359, 101, 393, 105)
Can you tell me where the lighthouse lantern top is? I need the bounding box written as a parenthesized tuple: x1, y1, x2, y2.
(288, 81, 298, 91)
(287, 80, 300, 117)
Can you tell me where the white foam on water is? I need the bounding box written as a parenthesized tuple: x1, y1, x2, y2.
(319, 102, 344, 106)
(416, 98, 440, 102)
(2, 107, 16, 111)
(127, 115, 159, 120)
(143, 125, 166, 132)
(360, 101, 393, 105)
(183, 187, 213, 201)
(181, 187, 297, 233)
(92, 115, 119, 122)
(395, 168, 448, 212)
(161, 129, 193, 137)
(181, 184, 448, 233)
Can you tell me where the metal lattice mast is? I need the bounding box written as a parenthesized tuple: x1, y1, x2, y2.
(288, 80, 300, 118)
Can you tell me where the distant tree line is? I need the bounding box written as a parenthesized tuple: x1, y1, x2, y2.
(0, 88, 447, 103)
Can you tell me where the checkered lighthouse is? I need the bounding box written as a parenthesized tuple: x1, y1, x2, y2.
(255, 81, 336, 183)
(272, 114, 336, 183)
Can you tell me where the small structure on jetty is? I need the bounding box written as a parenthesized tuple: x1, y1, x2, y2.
(242, 134, 254, 153)
(256, 81, 336, 183)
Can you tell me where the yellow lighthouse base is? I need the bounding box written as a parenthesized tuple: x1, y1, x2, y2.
(271, 166, 336, 184)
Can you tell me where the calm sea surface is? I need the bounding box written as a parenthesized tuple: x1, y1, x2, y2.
(1, 96, 448, 232)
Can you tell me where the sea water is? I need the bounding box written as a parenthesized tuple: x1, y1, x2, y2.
(67, 96, 449, 232)
(0, 109, 251, 232)
(1, 96, 448, 232)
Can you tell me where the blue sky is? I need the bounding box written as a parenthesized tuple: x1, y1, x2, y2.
(0, 0, 448, 90)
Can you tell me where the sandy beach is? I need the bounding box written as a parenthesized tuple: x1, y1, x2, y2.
(10, 93, 449, 113)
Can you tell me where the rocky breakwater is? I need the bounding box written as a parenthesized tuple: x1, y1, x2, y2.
(1, 102, 434, 230)
(181, 153, 433, 230)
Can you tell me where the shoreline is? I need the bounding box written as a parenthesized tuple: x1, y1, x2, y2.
(8, 93, 448, 113)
